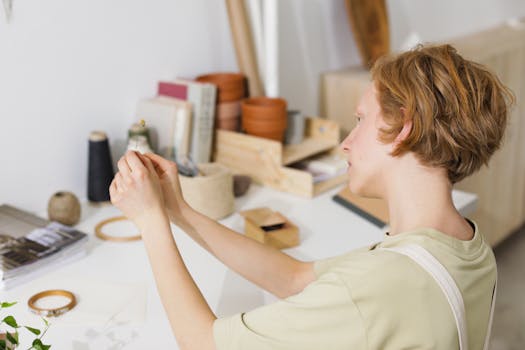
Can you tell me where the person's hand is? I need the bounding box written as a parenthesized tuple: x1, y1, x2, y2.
(109, 151, 166, 229)
(142, 153, 191, 225)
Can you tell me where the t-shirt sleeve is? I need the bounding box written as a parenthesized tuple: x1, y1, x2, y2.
(314, 245, 374, 277)
(314, 256, 342, 277)
(213, 272, 367, 350)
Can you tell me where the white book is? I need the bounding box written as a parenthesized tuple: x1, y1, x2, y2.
(158, 80, 217, 163)
(136, 96, 192, 160)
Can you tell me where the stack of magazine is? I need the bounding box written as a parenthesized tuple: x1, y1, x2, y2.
(0, 204, 88, 290)
(291, 154, 347, 183)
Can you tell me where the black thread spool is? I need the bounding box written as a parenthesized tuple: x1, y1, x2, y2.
(88, 131, 114, 202)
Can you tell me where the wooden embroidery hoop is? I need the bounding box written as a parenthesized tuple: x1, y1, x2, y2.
(94, 216, 141, 242)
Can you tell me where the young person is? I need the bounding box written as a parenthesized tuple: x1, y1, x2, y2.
(109, 44, 514, 349)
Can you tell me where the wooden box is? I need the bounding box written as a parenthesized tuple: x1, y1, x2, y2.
(240, 207, 299, 249)
(320, 66, 370, 138)
(213, 117, 348, 197)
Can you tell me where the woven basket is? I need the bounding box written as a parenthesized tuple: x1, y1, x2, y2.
(179, 163, 234, 220)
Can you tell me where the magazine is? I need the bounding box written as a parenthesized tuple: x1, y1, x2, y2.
(0, 204, 89, 290)
(290, 154, 347, 183)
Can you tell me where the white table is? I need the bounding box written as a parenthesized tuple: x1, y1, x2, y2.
(2, 184, 477, 349)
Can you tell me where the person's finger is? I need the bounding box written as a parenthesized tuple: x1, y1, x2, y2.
(109, 177, 117, 197)
(141, 154, 158, 177)
(115, 172, 127, 192)
(125, 151, 147, 173)
(143, 152, 175, 173)
(142, 153, 163, 173)
(117, 156, 132, 178)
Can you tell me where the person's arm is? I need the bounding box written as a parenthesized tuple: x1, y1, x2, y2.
(110, 151, 216, 350)
(141, 210, 216, 350)
(144, 153, 316, 298)
(179, 205, 315, 298)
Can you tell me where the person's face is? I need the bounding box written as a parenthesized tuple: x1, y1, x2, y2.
(340, 83, 392, 198)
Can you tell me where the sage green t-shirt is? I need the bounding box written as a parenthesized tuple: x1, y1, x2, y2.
(213, 220, 496, 349)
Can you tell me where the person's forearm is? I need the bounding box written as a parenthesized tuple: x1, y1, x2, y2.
(141, 210, 216, 350)
(175, 206, 315, 299)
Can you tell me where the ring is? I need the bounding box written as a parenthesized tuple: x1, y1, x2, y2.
(95, 216, 141, 242)
(28, 290, 76, 317)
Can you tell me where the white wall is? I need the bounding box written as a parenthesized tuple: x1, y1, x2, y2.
(2, 0, 525, 214)
(0, 0, 237, 213)
(278, 0, 525, 116)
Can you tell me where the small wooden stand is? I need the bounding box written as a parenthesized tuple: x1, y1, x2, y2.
(240, 207, 299, 249)
(214, 117, 347, 197)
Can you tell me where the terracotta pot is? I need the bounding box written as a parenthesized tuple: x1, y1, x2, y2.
(197, 73, 244, 89)
(243, 118, 287, 142)
(242, 113, 287, 127)
(217, 113, 240, 121)
(216, 117, 240, 131)
(240, 97, 288, 141)
(196, 73, 246, 102)
(242, 117, 287, 131)
(241, 97, 287, 119)
(217, 101, 241, 119)
(241, 97, 286, 112)
(218, 87, 245, 102)
(245, 129, 286, 142)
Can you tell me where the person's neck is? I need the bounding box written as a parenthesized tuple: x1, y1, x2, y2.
(383, 159, 473, 241)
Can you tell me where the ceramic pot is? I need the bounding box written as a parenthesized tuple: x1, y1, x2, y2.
(196, 73, 246, 102)
(241, 97, 287, 141)
(241, 97, 287, 120)
(245, 129, 286, 141)
(242, 117, 287, 131)
(217, 101, 241, 119)
(216, 117, 240, 131)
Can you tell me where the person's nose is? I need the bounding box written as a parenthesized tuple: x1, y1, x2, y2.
(340, 128, 356, 154)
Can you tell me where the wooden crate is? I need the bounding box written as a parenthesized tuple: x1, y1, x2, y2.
(213, 117, 348, 197)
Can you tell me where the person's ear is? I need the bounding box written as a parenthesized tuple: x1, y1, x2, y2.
(393, 108, 412, 148)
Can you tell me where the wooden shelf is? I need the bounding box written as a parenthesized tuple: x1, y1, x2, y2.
(282, 137, 337, 165)
(213, 117, 346, 197)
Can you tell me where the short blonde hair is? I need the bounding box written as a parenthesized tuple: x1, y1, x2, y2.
(371, 44, 515, 183)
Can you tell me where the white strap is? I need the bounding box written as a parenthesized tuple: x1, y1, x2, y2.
(381, 244, 469, 350)
(482, 277, 497, 350)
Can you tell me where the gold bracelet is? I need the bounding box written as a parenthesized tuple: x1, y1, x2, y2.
(27, 290, 76, 317)
(94, 216, 141, 242)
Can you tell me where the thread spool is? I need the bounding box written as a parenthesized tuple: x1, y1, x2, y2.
(127, 135, 153, 154)
(179, 163, 234, 220)
(128, 122, 151, 148)
(88, 131, 114, 202)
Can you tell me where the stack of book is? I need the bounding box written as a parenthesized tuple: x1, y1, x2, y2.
(135, 79, 217, 164)
(0, 204, 88, 290)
